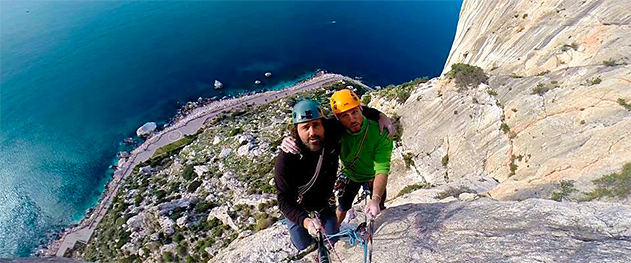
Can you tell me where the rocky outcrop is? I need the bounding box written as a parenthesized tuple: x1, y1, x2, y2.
(136, 122, 157, 137)
(211, 194, 631, 263)
(443, 0, 631, 77)
(338, 198, 631, 263)
(377, 0, 631, 201)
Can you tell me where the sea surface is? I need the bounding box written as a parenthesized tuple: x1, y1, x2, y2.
(0, 0, 462, 257)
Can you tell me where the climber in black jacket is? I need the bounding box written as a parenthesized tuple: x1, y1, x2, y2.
(274, 99, 391, 251)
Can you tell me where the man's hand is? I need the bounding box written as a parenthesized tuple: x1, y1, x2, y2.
(280, 136, 300, 154)
(378, 113, 396, 138)
(303, 218, 323, 236)
(364, 198, 381, 219)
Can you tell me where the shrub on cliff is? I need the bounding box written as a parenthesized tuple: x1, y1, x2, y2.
(182, 164, 194, 180)
(551, 180, 578, 201)
(583, 163, 631, 201)
(375, 77, 427, 103)
(617, 98, 631, 111)
(187, 180, 202, 192)
(361, 93, 372, 105)
(445, 63, 488, 90)
(532, 83, 550, 96)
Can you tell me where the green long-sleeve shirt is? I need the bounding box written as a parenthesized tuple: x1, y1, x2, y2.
(340, 117, 394, 182)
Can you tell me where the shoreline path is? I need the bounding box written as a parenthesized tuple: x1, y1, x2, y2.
(49, 73, 371, 257)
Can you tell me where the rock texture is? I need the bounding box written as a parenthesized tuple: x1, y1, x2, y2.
(211, 196, 631, 263)
(341, 198, 631, 263)
(378, 0, 631, 200)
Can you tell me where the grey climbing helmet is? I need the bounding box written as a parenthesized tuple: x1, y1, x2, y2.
(292, 99, 323, 124)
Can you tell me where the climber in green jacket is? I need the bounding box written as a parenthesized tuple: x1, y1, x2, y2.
(329, 89, 394, 224)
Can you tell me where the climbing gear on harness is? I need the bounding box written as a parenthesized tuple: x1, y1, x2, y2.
(361, 184, 375, 263)
(314, 212, 341, 263)
(325, 184, 376, 263)
(330, 89, 361, 114)
(293, 99, 323, 124)
(334, 172, 350, 198)
(316, 231, 331, 263)
(296, 146, 325, 204)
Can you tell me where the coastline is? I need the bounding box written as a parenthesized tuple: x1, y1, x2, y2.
(42, 72, 369, 258)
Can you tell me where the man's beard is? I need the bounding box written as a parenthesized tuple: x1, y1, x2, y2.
(349, 121, 361, 132)
(303, 135, 323, 151)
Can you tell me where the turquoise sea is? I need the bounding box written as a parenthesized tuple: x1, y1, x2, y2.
(0, 0, 462, 257)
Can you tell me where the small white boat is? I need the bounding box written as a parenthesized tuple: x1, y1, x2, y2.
(265, 72, 272, 78)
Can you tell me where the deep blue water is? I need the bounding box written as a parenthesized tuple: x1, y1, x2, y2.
(0, 0, 462, 257)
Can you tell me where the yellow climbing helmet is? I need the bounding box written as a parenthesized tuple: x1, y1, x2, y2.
(330, 89, 361, 114)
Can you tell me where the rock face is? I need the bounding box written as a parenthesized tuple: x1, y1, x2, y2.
(340, 198, 631, 263)
(211, 222, 297, 263)
(443, 0, 631, 77)
(385, 0, 631, 200)
(211, 197, 631, 263)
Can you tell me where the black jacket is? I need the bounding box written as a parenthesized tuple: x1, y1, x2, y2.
(274, 107, 381, 225)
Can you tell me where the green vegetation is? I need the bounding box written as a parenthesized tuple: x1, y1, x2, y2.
(583, 163, 631, 201)
(587, 77, 602, 86)
(509, 154, 518, 177)
(403, 152, 415, 168)
(173, 233, 185, 243)
(445, 63, 488, 90)
(361, 93, 372, 105)
(181, 164, 195, 180)
(551, 180, 578, 201)
(187, 180, 202, 192)
(603, 58, 617, 66)
(532, 83, 550, 95)
(162, 252, 175, 262)
(155, 189, 167, 200)
(396, 182, 431, 197)
(326, 80, 363, 92)
(500, 122, 510, 133)
(486, 88, 498, 96)
(441, 154, 449, 167)
(509, 72, 523, 78)
(617, 98, 631, 111)
(151, 135, 197, 161)
(580, 120, 586, 125)
(229, 127, 243, 136)
(177, 242, 188, 256)
(194, 201, 216, 215)
(522, 13, 528, 19)
(374, 77, 427, 103)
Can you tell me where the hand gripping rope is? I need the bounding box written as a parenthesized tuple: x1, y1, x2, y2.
(321, 184, 375, 263)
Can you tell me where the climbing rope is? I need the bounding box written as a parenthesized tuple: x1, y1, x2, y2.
(315, 213, 344, 263)
(323, 184, 375, 263)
